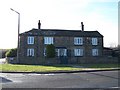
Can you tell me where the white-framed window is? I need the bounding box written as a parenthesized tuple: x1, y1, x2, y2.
(56, 49, 60, 56)
(44, 37, 53, 44)
(74, 37, 83, 45)
(27, 48, 34, 56)
(74, 49, 83, 56)
(27, 36, 34, 44)
(92, 38, 98, 45)
(56, 49, 67, 56)
(92, 49, 98, 56)
(44, 48, 46, 56)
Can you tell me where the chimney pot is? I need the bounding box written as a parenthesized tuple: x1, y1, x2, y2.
(38, 20, 41, 29)
(81, 22, 84, 31)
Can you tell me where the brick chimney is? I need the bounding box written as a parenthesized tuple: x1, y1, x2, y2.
(38, 20, 41, 29)
(81, 22, 84, 31)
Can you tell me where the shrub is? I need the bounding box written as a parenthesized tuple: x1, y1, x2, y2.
(0, 49, 8, 58)
(2, 50, 7, 58)
(5, 48, 17, 57)
(46, 44, 55, 58)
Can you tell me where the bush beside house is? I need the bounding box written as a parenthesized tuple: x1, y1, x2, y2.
(5, 48, 17, 64)
(0, 49, 9, 58)
(5, 48, 17, 57)
(46, 44, 55, 58)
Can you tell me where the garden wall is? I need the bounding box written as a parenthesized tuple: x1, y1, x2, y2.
(7, 56, 119, 65)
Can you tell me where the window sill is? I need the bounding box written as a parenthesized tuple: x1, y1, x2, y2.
(74, 44, 83, 46)
(27, 44, 34, 45)
(27, 56, 34, 57)
(74, 56, 83, 57)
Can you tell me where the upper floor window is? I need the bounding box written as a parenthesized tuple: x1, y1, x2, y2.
(27, 48, 34, 57)
(92, 38, 98, 45)
(74, 49, 83, 56)
(27, 36, 34, 44)
(74, 37, 83, 45)
(92, 49, 98, 56)
(44, 37, 53, 44)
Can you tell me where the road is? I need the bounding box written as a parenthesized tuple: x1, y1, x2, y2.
(0, 70, 119, 88)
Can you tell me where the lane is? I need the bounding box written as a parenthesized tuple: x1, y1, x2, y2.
(0, 70, 119, 88)
(89, 71, 119, 79)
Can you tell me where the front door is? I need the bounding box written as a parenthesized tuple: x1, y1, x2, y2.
(56, 48, 68, 64)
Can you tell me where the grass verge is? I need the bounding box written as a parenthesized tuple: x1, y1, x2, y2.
(0, 64, 119, 72)
(0, 64, 82, 72)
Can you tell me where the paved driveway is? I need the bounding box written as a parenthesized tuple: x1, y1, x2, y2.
(0, 70, 119, 88)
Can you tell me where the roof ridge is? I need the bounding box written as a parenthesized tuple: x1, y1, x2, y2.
(29, 28, 99, 32)
(20, 28, 103, 37)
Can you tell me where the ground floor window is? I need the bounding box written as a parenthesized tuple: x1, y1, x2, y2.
(92, 49, 98, 56)
(27, 48, 34, 57)
(74, 49, 83, 56)
(56, 49, 67, 56)
(44, 48, 46, 56)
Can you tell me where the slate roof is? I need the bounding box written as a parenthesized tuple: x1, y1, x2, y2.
(103, 47, 113, 50)
(20, 28, 103, 37)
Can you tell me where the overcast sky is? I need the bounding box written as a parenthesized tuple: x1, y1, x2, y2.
(0, 0, 118, 49)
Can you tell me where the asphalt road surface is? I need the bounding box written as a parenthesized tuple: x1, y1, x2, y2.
(0, 70, 119, 88)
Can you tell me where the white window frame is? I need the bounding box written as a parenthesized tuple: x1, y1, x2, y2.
(56, 49, 67, 56)
(64, 49, 67, 56)
(74, 37, 83, 45)
(27, 48, 34, 57)
(74, 49, 83, 56)
(27, 36, 34, 44)
(92, 38, 98, 45)
(44, 37, 53, 44)
(44, 48, 46, 56)
(56, 49, 60, 56)
(92, 49, 98, 56)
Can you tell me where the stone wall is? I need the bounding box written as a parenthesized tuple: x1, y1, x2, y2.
(19, 57, 60, 65)
(6, 57, 17, 64)
(69, 57, 118, 64)
(17, 56, 118, 65)
(19, 36, 103, 58)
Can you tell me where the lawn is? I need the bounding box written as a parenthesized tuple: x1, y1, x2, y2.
(0, 64, 82, 72)
(0, 64, 119, 72)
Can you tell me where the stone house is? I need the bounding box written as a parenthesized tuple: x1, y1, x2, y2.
(18, 21, 104, 64)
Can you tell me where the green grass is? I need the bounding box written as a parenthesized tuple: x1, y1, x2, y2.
(0, 64, 82, 72)
(0, 64, 119, 72)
